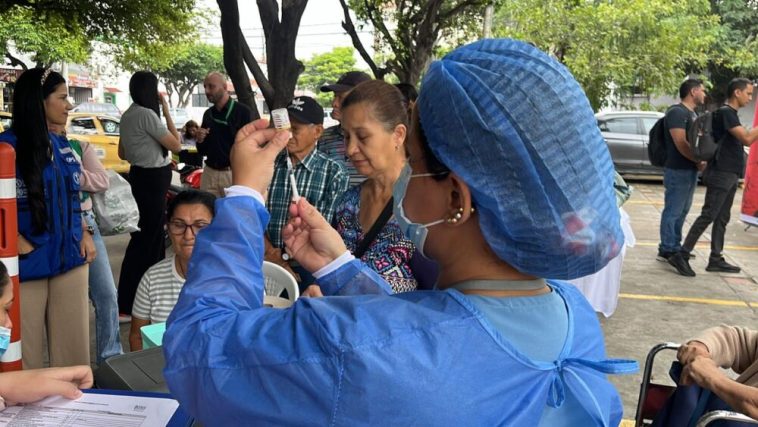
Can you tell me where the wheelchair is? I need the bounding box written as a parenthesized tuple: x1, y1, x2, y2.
(635, 342, 758, 426)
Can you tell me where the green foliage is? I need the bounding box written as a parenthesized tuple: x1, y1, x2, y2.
(345, 0, 501, 84)
(0, 5, 90, 66)
(0, 0, 196, 69)
(494, 0, 720, 110)
(705, 0, 758, 103)
(158, 43, 224, 107)
(299, 47, 358, 107)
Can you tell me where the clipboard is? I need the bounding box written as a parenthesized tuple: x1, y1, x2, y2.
(84, 389, 193, 427)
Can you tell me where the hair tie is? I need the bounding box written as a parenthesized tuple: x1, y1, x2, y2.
(40, 68, 52, 87)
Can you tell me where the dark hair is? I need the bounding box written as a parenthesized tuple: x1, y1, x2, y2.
(341, 80, 408, 132)
(0, 259, 8, 293)
(412, 107, 450, 181)
(167, 190, 216, 221)
(12, 68, 66, 233)
(679, 78, 703, 100)
(183, 120, 199, 140)
(129, 71, 160, 117)
(394, 83, 418, 105)
(726, 78, 753, 99)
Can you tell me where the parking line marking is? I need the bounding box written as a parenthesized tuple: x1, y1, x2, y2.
(619, 293, 758, 308)
(634, 241, 758, 251)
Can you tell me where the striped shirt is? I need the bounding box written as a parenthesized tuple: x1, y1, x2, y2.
(317, 125, 366, 188)
(266, 149, 349, 248)
(132, 255, 184, 323)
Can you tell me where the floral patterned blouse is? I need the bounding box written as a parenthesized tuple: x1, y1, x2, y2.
(332, 185, 418, 293)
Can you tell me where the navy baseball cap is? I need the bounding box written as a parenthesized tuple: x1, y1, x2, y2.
(320, 71, 372, 93)
(287, 96, 324, 125)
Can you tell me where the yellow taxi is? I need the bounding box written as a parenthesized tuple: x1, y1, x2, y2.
(0, 111, 12, 132)
(66, 113, 130, 173)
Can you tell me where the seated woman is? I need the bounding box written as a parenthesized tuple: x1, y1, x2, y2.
(163, 39, 637, 426)
(330, 81, 420, 293)
(179, 120, 203, 167)
(129, 190, 215, 351)
(0, 261, 93, 406)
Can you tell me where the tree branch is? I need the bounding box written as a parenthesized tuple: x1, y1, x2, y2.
(5, 52, 28, 70)
(239, 26, 274, 103)
(438, 0, 484, 22)
(363, 0, 397, 49)
(338, 0, 387, 79)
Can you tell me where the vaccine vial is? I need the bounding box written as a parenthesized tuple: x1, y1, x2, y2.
(271, 108, 291, 130)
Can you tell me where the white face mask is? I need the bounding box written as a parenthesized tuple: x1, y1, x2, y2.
(392, 164, 447, 258)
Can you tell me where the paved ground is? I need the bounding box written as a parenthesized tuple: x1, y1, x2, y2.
(94, 178, 758, 423)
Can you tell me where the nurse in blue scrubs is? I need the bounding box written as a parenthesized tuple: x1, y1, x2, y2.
(164, 39, 638, 426)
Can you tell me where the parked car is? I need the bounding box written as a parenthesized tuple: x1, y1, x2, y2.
(164, 107, 191, 130)
(0, 112, 12, 132)
(596, 110, 664, 175)
(72, 102, 122, 118)
(66, 113, 130, 173)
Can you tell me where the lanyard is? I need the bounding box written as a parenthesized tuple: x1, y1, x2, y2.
(211, 99, 236, 126)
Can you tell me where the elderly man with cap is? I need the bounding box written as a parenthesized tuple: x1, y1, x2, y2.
(164, 39, 637, 426)
(263, 96, 349, 287)
(318, 70, 372, 188)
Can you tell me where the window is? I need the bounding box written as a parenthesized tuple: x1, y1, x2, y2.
(641, 117, 659, 135)
(600, 117, 639, 135)
(100, 118, 120, 135)
(69, 118, 97, 135)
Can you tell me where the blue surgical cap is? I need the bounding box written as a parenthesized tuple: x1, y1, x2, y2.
(417, 38, 623, 280)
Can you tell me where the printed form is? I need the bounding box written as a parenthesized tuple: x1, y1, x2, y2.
(0, 392, 179, 426)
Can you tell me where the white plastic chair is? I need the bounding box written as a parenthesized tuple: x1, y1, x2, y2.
(262, 261, 299, 302)
(696, 410, 758, 426)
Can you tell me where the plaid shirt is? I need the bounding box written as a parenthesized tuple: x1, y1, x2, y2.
(266, 149, 349, 248)
(317, 125, 366, 188)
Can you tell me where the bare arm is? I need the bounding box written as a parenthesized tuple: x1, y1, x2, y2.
(728, 125, 758, 147)
(0, 366, 93, 405)
(129, 316, 150, 352)
(158, 97, 181, 154)
(669, 128, 696, 161)
(683, 356, 758, 419)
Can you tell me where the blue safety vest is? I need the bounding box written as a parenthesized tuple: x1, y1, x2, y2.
(0, 130, 85, 281)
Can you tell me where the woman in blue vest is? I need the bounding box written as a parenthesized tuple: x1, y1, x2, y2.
(164, 39, 638, 426)
(0, 68, 93, 368)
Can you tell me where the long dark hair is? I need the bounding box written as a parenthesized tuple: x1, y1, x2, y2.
(12, 68, 66, 233)
(129, 71, 160, 117)
(0, 259, 8, 294)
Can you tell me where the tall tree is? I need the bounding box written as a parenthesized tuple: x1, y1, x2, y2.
(495, 0, 720, 110)
(216, 0, 307, 118)
(0, 0, 195, 68)
(338, 0, 497, 84)
(159, 43, 225, 108)
(299, 47, 357, 106)
(705, 0, 758, 104)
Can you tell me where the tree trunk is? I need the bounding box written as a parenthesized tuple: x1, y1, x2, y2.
(257, 0, 307, 109)
(217, 0, 260, 118)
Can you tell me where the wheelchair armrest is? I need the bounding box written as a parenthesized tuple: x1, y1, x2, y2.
(696, 410, 758, 427)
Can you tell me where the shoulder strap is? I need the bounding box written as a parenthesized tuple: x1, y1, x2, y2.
(354, 197, 394, 259)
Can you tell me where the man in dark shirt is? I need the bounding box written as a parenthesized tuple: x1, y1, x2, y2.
(674, 78, 758, 275)
(658, 79, 706, 275)
(196, 72, 253, 197)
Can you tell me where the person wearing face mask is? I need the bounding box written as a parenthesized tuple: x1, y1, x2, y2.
(163, 39, 637, 426)
(0, 261, 93, 409)
(0, 68, 94, 368)
(129, 190, 215, 351)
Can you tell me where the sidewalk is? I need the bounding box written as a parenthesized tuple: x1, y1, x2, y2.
(605, 179, 758, 420)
